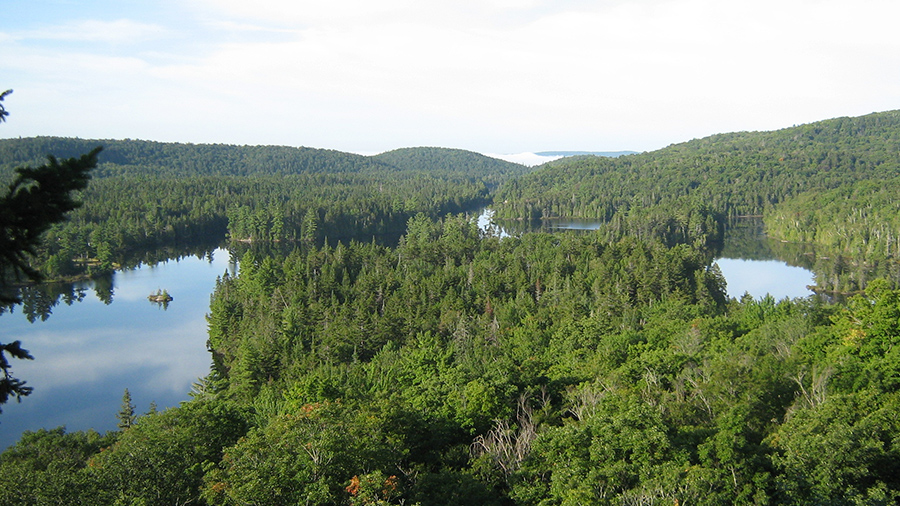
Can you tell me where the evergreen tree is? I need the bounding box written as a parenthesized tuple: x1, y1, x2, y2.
(0, 90, 99, 414)
(117, 388, 136, 430)
(0, 147, 100, 299)
(0, 341, 33, 414)
(0, 89, 10, 123)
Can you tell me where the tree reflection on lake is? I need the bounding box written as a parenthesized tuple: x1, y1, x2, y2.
(0, 247, 234, 449)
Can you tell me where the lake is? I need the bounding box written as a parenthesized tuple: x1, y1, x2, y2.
(479, 209, 816, 300)
(0, 248, 235, 449)
(1, 216, 815, 449)
(715, 258, 814, 300)
(715, 218, 816, 299)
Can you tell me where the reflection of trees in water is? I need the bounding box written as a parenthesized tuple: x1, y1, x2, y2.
(2, 229, 407, 322)
(92, 272, 115, 305)
(811, 254, 900, 296)
(718, 218, 816, 269)
(2, 281, 87, 323)
(151, 298, 170, 310)
(118, 235, 224, 271)
(148, 289, 172, 311)
(8, 217, 900, 321)
(491, 217, 609, 237)
(0, 240, 223, 322)
(500, 216, 900, 297)
(723, 218, 900, 296)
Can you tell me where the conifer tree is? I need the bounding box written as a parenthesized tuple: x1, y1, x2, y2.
(117, 388, 136, 430)
(0, 89, 99, 414)
(0, 89, 10, 123)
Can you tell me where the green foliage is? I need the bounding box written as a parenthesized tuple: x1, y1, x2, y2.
(827, 279, 900, 393)
(373, 146, 531, 188)
(0, 89, 10, 123)
(514, 393, 679, 504)
(0, 121, 99, 416)
(0, 138, 519, 284)
(87, 399, 248, 505)
(9, 111, 900, 502)
(10, 216, 900, 503)
(1, 146, 99, 296)
(0, 427, 116, 506)
(116, 388, 136, 430)
(0, 340, 33, 412)
(495, 110, 900, 272)
(202, 401, 408, 505)
(768, 391, 900, 504)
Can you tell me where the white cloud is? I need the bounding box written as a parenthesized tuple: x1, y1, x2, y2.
(189, 0, 528, 26)
(202, 19, 302, 34)
(20, 18, 168, 43)
(484, 152, 564, 166)
(3, 0, 900, 152)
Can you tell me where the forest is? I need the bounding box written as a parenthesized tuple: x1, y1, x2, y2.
(2, 111, 900, 504)
(0, 140, 526, 291)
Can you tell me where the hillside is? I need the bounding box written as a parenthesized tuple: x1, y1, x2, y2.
(0, 138, 530, 180)
(0, 137, 399, 178)
(494, 110, 900, 250)
(373, 146, 532, 184)
(0, 138, 529, 285)
(487, 111, 900, 296)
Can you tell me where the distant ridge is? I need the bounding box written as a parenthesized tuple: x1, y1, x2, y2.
(0, 138, 531, 180)
(535, 150, 638, 157)
(485, 150, 637, 167)
(493, 109, 900, 226)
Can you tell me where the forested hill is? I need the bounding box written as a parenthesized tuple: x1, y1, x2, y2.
(0, 138, 530, 285)
(0, 137, 389, 177)
(373, 147, 533, 183)
(493, 110, 900, 226)
(0, 138, 529, 179)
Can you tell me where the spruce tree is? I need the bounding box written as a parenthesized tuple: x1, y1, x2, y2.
(117, 388, 136, 430)
(0, 89, 99, 414)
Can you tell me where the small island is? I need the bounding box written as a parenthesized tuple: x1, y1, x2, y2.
(147, 289, 173, 303)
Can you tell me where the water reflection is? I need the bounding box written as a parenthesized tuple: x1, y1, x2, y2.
(485, 216, 604, 236)
(0, 247, 233, 449)
(718, 219, 815, 268)
(715, 258, 814, 300)
(719, 218, 900, 298)
(715, 219, 816, 299)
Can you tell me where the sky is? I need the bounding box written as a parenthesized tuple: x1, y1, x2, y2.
(2, 0, 899, 155)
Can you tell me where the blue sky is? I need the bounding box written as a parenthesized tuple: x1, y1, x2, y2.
(2, 0, 899, 154)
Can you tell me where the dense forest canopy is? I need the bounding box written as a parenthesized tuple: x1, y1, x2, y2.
(0, 138, 531, 179)
(0, 139, 530, 293)
(4, 110, 900, 504)
(494, 110, 900, 254)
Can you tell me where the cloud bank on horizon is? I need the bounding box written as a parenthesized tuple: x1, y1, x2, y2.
(2, 0, 899, 155)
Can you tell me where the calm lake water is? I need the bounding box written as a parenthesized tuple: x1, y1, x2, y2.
(1, 216, 814, 449)
(0, 249, 235, 449)
(715, 258, 814, 300)
(714, 218, 816, 300)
